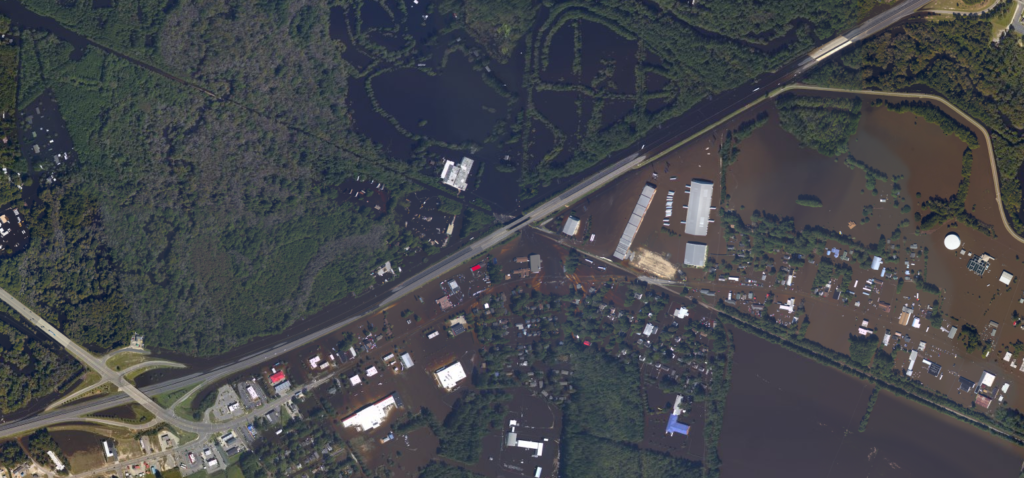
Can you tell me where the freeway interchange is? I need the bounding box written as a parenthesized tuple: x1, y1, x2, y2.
(0, 0, 935, 463)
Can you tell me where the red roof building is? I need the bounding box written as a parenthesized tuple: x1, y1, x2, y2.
(269, 371, 286, 385)
(975, 394, 993, 409)
(471, 264, 482, 272)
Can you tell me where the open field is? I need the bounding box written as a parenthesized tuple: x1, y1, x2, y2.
(105, 352, 149, 372)
(925, 0, 997, 12)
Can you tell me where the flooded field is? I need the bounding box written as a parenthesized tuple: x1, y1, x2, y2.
(49, 428, 108, 473)
(720, 328, 1024, 477)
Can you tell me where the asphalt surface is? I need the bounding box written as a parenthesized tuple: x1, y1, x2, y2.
(0, 0, 935, 439)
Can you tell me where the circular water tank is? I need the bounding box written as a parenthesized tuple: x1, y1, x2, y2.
(944, 232, 961, 250)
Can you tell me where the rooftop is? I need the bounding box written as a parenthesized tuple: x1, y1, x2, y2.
(440, 157, 474, 192)
(435, 361, 468, 391)
(562, 216, 580, 236)
(683, 242, 708, 268)
(341, 394, 400, 432)
(683, 180, 714, 236)
(613, 184, 656, 260)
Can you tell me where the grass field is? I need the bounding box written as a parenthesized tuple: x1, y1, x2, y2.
(154, 385, 197, 408)
(925, 0, 996, 12)
(105, 352, 149, 371)
(990, 1, 1017, 37)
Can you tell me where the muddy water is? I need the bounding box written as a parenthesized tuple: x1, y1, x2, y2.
(721, 327, 1024, 477)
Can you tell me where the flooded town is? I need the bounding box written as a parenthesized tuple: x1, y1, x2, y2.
(0, 0, 1023, 477)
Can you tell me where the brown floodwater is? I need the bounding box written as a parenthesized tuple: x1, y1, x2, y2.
(720, 328, 1024, 477)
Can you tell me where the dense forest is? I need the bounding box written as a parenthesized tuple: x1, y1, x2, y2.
(806, 5, 1024, 235)
(0, 318, 81, 413)
(775, 94, 862, 156)
(5, 25, 442, 354)
(561, 346, 702, 478)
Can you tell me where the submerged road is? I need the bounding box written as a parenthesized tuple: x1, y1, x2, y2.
(0, 0, 934, 438)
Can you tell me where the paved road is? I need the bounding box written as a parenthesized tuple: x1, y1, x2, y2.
(1011, 0, 1024, 34)
(0, 0, 936, 440)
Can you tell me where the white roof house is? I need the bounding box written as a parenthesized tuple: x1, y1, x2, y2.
(341, 395, 399, 432)
(434, 361, 468, 391)
(440, 157, 474, 192)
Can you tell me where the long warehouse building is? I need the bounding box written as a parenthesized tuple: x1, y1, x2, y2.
(682, 179, 714, 236)
(613, 183, 656, 260)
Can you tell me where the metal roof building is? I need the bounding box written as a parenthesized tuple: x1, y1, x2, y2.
(613, 183, 656, 260)
(341, 394, 400, 432)
(434, 361, 468, 391)
(683, 180, 714, 236)
(440, 157, 474, 192)
(684, 242, 708, 268)
(562, 216, 580, 236)
(529, 254, 542, 274)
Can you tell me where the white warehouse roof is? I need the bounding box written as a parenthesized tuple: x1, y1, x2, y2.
(684, 242, 708, 267)
(341, 395, 398, 432)
(683, 180, 714, 236)
(613, 184, 656, 260)
(435, 361, 468, 391)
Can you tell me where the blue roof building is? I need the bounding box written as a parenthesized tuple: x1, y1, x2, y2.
(664, 414, 690, 436)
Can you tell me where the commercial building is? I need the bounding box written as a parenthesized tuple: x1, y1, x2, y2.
(434, 361, 468, 391)
(613, 183, 656, 260)
(400, 353, 414, 369)
(506, 432, 544, 457)
(440, 157, 474, 192)
(683, 242, 708, 268)
(682, 180, 714, 236)
(341, 394, 401, 432)
(906, 350, 918, 376)
(562, 216, 580, 236)
(102, 441, 114, 458)
(530, 254, 542, 274)
(1000, 271, 1014, 285)
(269, 370, 286, 386)
(947, 326, 958, 339)
(980, 371, 996, 388)
(967, 253, 993, 276)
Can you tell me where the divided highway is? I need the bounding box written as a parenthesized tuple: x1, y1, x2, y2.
(0, 0, 935, 439)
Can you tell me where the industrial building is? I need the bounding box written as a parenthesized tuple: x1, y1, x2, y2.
(967, 253, 993, 276)
(341, 394, 402, 432)
(440, 157, 474, 192)
(505, 432, 544, 456)
(562, 216, 580, 236)
(434, 361, 468, 391)
(613, 183, 656, 260)
(683, 242, 708, 268)
(682, 180, 714, 236)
